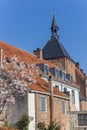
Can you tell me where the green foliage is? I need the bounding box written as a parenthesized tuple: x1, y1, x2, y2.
(37, 121, 46, 130)
(2, 122, 14, 128)
(16, 115, 30, 130)
(47, 122, 61, 130)
(37, 121, 61, 130)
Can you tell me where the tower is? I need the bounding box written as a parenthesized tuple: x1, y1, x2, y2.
(51, 15, 59, 38)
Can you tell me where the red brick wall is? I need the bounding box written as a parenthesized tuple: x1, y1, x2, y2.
(33, 49, 43, 59)
(80, 101, 87, 111)
(49, 57, 76, 81)
(48, 57, 87, 111)
(35, 94, 50, 125)
(75, 69, 86, 98)
(35, 93, 69, 130)
(53, 97, 69, 130)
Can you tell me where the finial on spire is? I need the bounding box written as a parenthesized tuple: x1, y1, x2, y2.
(51, 13, 59, 38)
(53, 8, 56, 15)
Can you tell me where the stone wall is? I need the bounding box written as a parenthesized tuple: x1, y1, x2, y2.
(69, 111, 87, 130)
(7, 94, 28, 125)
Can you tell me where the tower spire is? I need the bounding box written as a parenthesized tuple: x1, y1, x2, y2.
(51, 14, 59, 38)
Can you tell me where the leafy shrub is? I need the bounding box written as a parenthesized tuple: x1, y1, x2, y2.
(16, 115, 30, 130)
(47, 122, 61, 130)
(37, 121, 46, 130)
(37, 121, 61, 130)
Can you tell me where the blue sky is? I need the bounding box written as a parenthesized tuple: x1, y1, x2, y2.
(0, 0, 87, 74)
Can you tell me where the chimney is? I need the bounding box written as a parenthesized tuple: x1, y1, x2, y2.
(80, 69, 83, 73)
(48, 76, 54, 124)
(48, 76, 52, 92)
(76, 62, 80, 69)
(33, 48, 43, 60)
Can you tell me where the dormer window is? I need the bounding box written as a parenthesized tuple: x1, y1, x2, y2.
(55, 68, 59, 79)
(62, 72, 66, 81)
(24, 63, 28, 69)
(16, 62, 20, 66)
(70, 75, 73, 84)
(66, 74, 73, 84)
(59, 70, 62, 78)
(55, 85, 59, 90)
(49, 67, 59, 80)
(37, 63, 49, 77)
(44, 64, 49, 77)
(59, 70, 66, 81)
(5, 57, 11, 63)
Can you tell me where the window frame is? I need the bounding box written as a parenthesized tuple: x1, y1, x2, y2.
(66, 74, 73, 84)
(62, 72, 66, 81)
(78, 114, 87, 126)
(44, 64, 49, 77)
(41, 96, 47, 112)
(55, 68, 59, 79)
(64, 87, 67, 92)
(59, 71, 66, 81)
(72, 90, 75, 104)
(55, 85, 59, 90)
(62, 101, 66, 114)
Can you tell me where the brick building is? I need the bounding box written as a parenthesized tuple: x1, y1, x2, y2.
(0, 41, 70, 130)
(34, 15, 87, 130)
(0, 15, 87, 130)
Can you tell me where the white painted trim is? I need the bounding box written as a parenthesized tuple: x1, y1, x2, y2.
(53, 80, 80, 91)
(54, 94, 70, 100)
(29, 89, 50, 95)
(29, 90, 70, 100)
(28, 93, 35, 130)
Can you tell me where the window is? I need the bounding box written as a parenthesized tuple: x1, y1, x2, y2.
(62, 101, 66, 114)
(44, 64, 49, 77)
(16, 62, 20, 66)
(78, 114, 87, 126)
(59, 70, 62, 78)
(24, 63, 28, 69)
(41, 96, 47, 112)
(5, 57, 11, 63)
(66, 74, 73, 84)
(55, 85, 59, 90)
(59, 71, 66, 81)
(62, 72, 66, 81)
(64, 88, 67, 92)
(70, 75, 73, 84)
(55, 69, 59, 79)
(72, 90, 75, 103)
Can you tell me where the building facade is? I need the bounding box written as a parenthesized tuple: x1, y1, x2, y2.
(0, 15, 87, 130)
(34, 15, 87, 130)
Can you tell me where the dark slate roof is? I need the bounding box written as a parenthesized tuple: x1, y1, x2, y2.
(43, 37, 74, 62)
